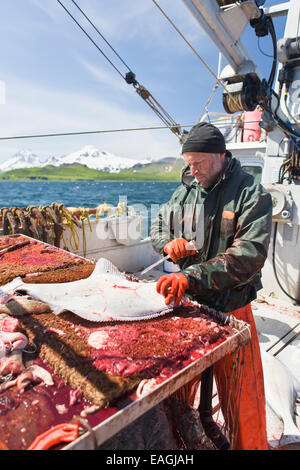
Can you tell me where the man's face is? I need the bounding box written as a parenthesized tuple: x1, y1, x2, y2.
(183, 152, 226, 189)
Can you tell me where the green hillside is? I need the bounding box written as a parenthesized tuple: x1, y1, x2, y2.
(0, 159, 185, 181)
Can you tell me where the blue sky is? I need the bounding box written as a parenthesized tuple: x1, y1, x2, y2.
(0, 0, 287, 164)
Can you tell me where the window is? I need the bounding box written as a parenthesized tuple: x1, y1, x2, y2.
(242, 165, 262, 184)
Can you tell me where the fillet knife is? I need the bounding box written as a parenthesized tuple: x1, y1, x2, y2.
(140, 255, 170, 275)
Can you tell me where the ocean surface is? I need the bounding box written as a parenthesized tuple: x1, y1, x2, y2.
(0, 180, 181, 234)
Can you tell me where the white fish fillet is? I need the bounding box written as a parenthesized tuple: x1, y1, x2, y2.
(1, 258, 172, 322)
(261, 348, 300, 446)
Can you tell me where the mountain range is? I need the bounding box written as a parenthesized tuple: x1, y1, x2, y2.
(0, 146, 153, 174)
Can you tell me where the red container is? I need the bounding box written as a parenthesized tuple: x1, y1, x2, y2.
(243, 109, 262, 142)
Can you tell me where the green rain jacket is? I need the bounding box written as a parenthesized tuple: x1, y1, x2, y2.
(150, 153, 273, 313)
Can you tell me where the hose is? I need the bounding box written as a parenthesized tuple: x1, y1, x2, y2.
(199, 365, 230, 450)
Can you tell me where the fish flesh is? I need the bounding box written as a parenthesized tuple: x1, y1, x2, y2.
(260, 348, 300, 447)
(0, 314, 27, 376)
(0, 350, 24, 376)
(0, 258, 173, 322)
(0, 364, 54, 393)
(0, 331, 28, 352)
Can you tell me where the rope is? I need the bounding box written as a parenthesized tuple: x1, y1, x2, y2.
(80, 209, 93, 258)
(59, 207, 80, 252)
(70, 0, 132, 73)
(0, 124, 193, 141)
(151, 0, 242, 112)
(56, 0, 125, 81)
(96, 202, 112, 220)
(0, 120, 263, 142)
(223, 92, 244, 114)
(56, 0, 181, 139)
(199, 80, 219, 121)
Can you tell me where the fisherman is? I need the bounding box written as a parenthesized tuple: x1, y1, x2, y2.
(150, 122, 273, 450)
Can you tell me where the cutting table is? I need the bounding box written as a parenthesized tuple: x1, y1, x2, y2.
(0, 236, 251, 450)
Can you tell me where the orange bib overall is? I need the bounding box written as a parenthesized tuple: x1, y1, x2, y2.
(214, 303, 268, 450)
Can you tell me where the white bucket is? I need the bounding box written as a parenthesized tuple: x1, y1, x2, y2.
(163, 259, 181, 273)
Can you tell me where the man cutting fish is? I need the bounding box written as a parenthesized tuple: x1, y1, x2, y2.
(150, 122, 273, 450)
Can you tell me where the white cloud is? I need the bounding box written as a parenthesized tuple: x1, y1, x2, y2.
(0, 75, 182, 163)
(43, 0, 206, 54)
(31, 0, 61, 22)
(0, 1, 215, 166)
(77, 58, 133, 95)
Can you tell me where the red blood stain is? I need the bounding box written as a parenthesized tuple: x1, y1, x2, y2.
(112, 284, 135, 290)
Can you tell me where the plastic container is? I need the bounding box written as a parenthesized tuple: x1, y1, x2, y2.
(163, 259, 181, 273)
(243, 109, 262, 142)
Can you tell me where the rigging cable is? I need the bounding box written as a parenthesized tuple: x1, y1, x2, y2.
(0, 124, 194, 141)
(56, 0, 125, 81)
(0, 120, 262, 142)
(151, 0, 242, 112)
(69, 0, 133, 73)
(55, 0, 182, 139)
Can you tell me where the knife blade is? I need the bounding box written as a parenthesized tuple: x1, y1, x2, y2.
(140, 255, 171, 275)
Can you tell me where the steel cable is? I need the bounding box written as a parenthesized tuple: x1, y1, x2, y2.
(56, 0, 181, 138)
(56, 0, 126, 81)
(0, 120, 262, 141)
(70, 0, 133, 73)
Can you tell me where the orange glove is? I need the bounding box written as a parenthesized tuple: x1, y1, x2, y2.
(163, 238, 198, 262)
(27, 422, 80, 450)
(156, 272, 189, 305)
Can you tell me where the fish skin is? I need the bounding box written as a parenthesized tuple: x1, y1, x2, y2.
(0, 259, 173, 322)
(0, 296, 52, 316)
(260, 348, 300, 446)
(0, 288, 14, 305)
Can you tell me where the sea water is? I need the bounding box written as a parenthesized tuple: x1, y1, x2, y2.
(0, 180, 180, 236)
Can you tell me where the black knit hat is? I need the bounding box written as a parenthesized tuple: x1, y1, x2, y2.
(182, 122, 226, 154)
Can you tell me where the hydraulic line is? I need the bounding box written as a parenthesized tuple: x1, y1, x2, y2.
(199, 366, 230, 450)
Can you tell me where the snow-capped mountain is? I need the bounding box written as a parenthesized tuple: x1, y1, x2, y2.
(51, 145, 149, 173)
(0, 146, 151, 174)
(0, 150, 42, 173)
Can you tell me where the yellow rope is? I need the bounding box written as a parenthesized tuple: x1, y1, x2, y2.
(96, 202, 112, 220)
(59, 207, 80, 252)
(80, 209, 93, 258)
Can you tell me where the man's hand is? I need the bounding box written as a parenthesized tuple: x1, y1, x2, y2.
(163, 238, 198, 262)
(156, 272, 189, 305)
